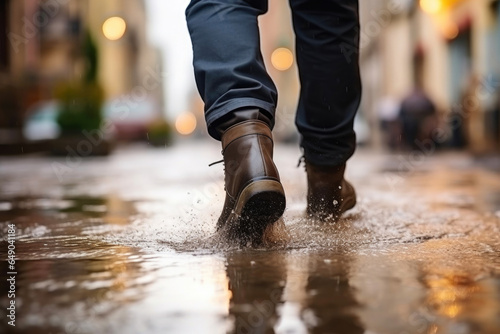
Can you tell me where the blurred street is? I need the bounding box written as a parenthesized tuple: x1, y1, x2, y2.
(1, 142, 499, 334)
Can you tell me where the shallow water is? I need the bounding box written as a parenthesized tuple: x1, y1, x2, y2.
(1, 143, 499, 334)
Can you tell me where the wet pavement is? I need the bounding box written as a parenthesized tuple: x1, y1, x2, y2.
(1, 142, 500, 334)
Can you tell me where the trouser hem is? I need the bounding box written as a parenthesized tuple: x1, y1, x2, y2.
(205, 98, 276, 140)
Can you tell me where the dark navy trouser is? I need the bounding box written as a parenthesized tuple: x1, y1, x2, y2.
(186, 0, 361, 166)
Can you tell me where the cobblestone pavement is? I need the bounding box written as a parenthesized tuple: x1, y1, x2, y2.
(1, 142, 500, 334)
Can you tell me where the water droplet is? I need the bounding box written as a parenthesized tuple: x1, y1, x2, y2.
(333, 200, 339, 206)
(338, 185, 342, 189)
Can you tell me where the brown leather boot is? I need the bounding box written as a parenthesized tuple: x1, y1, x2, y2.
(305, 162, 356, 220)
(216, 120, 286, 241)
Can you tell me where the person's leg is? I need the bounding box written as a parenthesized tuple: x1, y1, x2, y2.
(186, 0, 285, 242)
(289, 0, 361, 166)
(186, 0, 276, 139)
(289, 0, 361, 219)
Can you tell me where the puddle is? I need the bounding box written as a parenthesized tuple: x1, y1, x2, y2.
(0, 144, 499, 334)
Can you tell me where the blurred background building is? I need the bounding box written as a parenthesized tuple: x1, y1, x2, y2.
(0, 0, 499, 155)
(358, 0, 500, 153)
(0, 0, 163, 151)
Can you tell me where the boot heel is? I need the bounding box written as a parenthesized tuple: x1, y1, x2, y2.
(234, 180, 286, 230)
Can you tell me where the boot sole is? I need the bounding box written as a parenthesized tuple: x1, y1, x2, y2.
(233, 179, 286, 239)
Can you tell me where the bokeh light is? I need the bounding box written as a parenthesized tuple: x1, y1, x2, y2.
(420, 0, 444, 15)
(102, 16, 127, 41)
(442, 21, 459, 39)
(271, 47, 294, 71)
(175, 112, 197, 135)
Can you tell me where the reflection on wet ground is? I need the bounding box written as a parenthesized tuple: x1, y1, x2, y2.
(1, 143, 499, 334)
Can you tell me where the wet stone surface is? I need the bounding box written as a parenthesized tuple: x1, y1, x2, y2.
(1, 142, 500, 334)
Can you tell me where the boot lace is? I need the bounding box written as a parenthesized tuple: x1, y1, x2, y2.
(297, 156, 306, 169)
(208, 159, 224, 167)
(209, 158, 226, 191)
